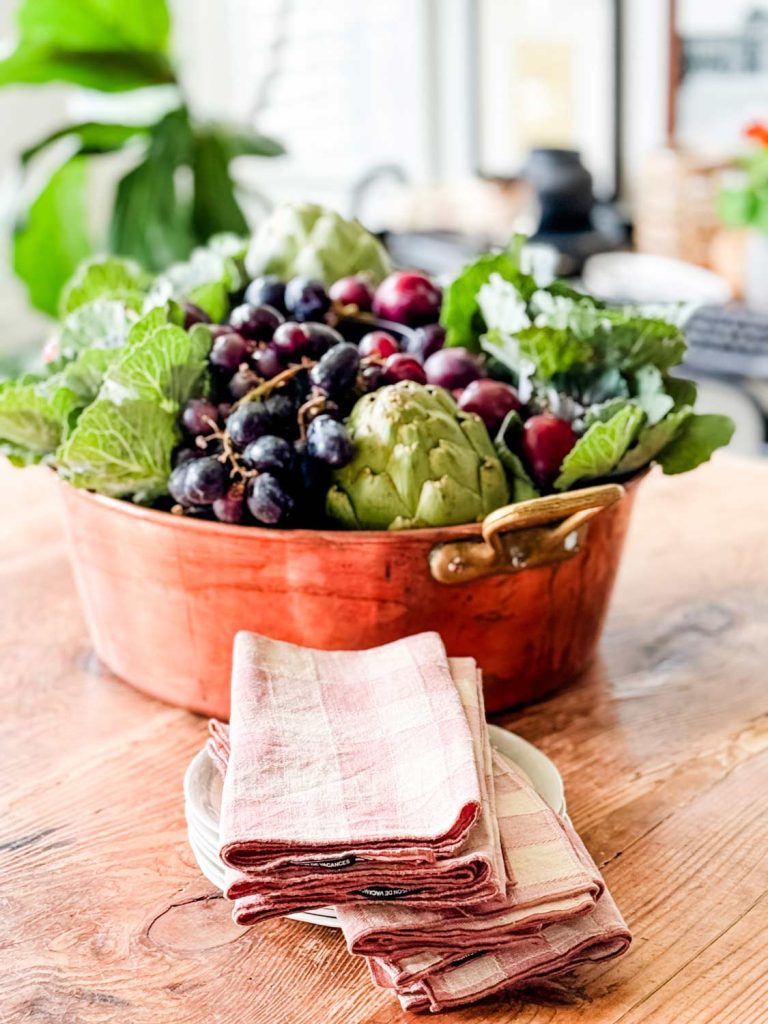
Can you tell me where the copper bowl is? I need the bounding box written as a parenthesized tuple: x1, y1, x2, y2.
(59, 477, 642, 718)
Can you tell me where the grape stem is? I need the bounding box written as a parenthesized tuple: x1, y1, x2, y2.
(233, 358, 314, 411)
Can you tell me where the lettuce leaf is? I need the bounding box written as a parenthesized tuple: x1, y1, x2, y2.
(633, 365, 675, 426)
(617, 406, 692, 474)
(59, 256, 149, 315)
(441, 251, 537, 350)
(56, 399, 178, 500)
(0, 376, 80, 457)
(54, 298, 137, 367)
(594, 315, 687, 372)
(656, 414, 735, 475)
(146, 244, 244, 321)
(555, 404, 645, 490)
(56, 320, 212, 498)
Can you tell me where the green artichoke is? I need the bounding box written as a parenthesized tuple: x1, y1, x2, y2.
(327, 382, 510, 530)
(245, 203, 391, 285)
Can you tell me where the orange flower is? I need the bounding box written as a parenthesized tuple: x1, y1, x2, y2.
(744, 121, 768, 146)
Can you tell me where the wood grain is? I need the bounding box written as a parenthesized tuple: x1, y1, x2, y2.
(1, 456, 767, 1024)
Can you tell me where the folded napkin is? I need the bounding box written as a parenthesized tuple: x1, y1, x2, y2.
(370, 887, 631, 1013)
(337, 750, 630, 1012)
(214, 631, 505, 924)
(336, 749, 603, 975)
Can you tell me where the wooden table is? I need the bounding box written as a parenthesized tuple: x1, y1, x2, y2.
(1, 457, 767, 1024)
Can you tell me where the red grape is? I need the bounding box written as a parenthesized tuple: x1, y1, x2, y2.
(405, 323, 445, 362)
(272, 321, 313, 361)
(329, 275, 374, 311)
(183, 302, 212, 328)
(457, 379, 522, 435)
(252, 345, 282, 380)
(181, 399, 219, 436)
(522, 414, 577, 488)
(359, 330, 399, 359)
(383, 353, 427, 385)
(424, 348, 483, 390)
(210, 332, 249, 372)
(213, 488, 245, 524)
(372, 271, 442, 326)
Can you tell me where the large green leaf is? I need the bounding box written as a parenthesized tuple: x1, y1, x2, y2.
(617, 406, 693, 474)
(192, 129, 249, 241)
(13, 156, 91, 316)
(22, 121, 150, 163)
(0, 44, 174, 91)
(16, 0, 171, 54)
(0, 376, 80, 456)
(110, 108, 195, 270)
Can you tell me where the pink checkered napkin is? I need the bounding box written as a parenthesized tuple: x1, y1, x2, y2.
(374, 887, 631, 1013)
(216, 653, 506, 925)
(214, 632, 504, 923)
(337, 749, 603, 978)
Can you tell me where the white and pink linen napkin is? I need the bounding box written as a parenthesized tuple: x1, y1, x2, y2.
(212, 632, 505, 923)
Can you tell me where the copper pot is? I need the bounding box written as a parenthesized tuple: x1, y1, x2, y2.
(58, 477, 642, 718)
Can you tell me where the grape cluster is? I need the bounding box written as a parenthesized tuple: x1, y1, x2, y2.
(166, 268, 577, 525)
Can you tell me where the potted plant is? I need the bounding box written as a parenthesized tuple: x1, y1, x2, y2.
(719, 120, 768, 311)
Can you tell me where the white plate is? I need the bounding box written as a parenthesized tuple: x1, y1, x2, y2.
(184, 724, 565, 930)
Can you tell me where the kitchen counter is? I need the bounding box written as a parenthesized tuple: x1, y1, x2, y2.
(1, 457, 766, 1023)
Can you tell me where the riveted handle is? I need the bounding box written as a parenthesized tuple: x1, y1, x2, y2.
(429, 484, 625, 585)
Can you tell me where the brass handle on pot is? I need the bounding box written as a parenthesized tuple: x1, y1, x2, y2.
(429, 483, 625, 585)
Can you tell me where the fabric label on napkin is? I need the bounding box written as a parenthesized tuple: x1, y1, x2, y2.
(305, 855, 357, 870)
(354, 886, 426, 900)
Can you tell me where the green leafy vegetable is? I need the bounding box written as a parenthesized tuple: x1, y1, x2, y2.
(57, 399, 178, 499)
(56, 317, 211, 497)
(555, 404, 645, 490)
(0, 376, 79, 457)
(146, 242, 243, 321)
(441, 250, 537, 350)
(595, 316, 687, 373)
(633, 365, 675, 426)
(616, 407, 692, 475)
(55, 299, 137, 365)
(665, 375, 698, 409)
(656, 415, 735, 476)
(59, 256, 149, 316)
(583, 397, 632, 427)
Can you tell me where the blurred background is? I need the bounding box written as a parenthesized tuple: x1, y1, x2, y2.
(1, 0, 767, 453)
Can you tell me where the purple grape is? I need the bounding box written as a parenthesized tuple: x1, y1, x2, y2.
(210, 332, 249, 372)
(285, 277, 330, 322)
(309, 343, 360, 396)
(306, 415, 354, 467)
(174, 447, 205, 467)
(252, 345, 283, 380)
(229, 303, 284, 341)
(424, 347, 483, 390)
(303, 398, 340, 424)
(213, 487, 245, 524)
(169, 463, 192, 506)
(263, 392, 298, 427)
(359, 331, 399, 358)
(360, 364, 386, 393)
(405, 323, 445, 362)
(304, 322, 344, 358)
(226, 402, 273, 449)
(228, 366, 261, 400)
(383, 353, 427, 385)
(272, 321, 314, 362)
(183, 302, 212, 329)
(247, 473, 294, 525)
(244, 275, 286, 313)
(243, 435, 295, 475)
(181, 398, 219, 436)
(209, 324, 237, 339)
(217, 402, 233, 420)
(184, 456, 229, 504)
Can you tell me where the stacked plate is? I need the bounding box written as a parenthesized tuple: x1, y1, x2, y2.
(183, 724, 566, 930)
